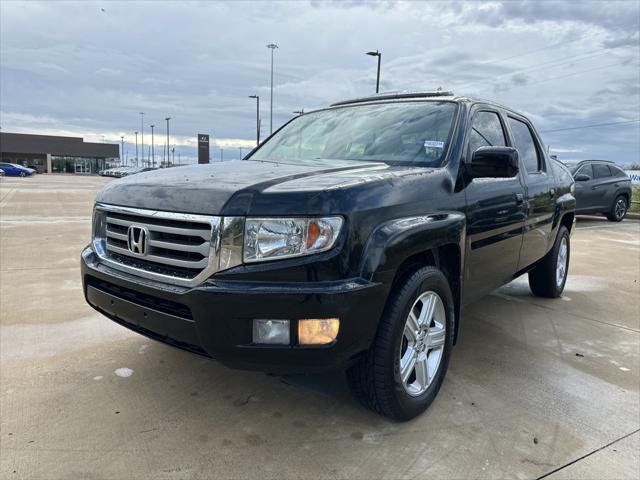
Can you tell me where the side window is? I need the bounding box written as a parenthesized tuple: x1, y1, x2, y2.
(508, 117, 541, 173)
(575, 164, 593, 178)
(468, 111, 506, 155)
(610, 166, 626, 177)
(593, 164, 612, 178)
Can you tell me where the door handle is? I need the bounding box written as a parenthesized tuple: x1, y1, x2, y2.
(515, 193, 524, 204)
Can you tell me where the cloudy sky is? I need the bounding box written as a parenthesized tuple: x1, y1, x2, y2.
(1, 0, 639, 164)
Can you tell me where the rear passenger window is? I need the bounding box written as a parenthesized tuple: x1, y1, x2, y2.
(468, 111, 506, 154)
(593, 164, 612, 178)
(610, 166, 627, 177)
(508, 118, 541, 173)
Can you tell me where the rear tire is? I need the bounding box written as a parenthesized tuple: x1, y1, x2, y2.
(347, 266, 454, 421)
(528, 226, 570, 298)
(606, 195, 627, 222)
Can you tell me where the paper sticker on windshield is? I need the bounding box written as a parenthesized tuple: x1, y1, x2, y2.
(424, 140, 444, 149)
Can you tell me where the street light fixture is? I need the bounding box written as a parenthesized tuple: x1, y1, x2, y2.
(266, 43, 278, 135)
(248, 95, 260, 146)
(366, 50, 382, 93)
(150, 125, 155, 168)
(140, 112, 145, 165)
(134, 131, 139, 166)
(165, 117, 171, 167)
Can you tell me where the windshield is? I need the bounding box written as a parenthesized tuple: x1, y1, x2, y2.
(249, 101, 458, 167)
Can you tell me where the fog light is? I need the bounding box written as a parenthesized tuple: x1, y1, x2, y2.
(252, 319, 290, 345)
(298, 318, 340, 345)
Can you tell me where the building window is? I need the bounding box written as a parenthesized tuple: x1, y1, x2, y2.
(51, 156, 108, 174)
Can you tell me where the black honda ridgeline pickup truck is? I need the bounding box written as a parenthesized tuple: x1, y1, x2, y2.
(82, 92, 575, 420)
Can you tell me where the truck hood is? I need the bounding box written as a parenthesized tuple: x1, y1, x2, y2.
(96, 160, 436, 216)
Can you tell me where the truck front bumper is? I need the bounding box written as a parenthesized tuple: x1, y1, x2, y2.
(81, 247, 386, 373)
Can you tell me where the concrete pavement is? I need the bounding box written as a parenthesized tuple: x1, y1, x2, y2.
(1, 174, 639, 479)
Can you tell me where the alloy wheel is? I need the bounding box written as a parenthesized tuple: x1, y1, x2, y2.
(399, 291, 446, 396)
(556, 236, 568, 287)
(615, 199, 626, 220)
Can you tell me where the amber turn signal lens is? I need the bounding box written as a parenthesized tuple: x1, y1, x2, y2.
(298, 318, 340, 345)
(306, 221, 320, 249)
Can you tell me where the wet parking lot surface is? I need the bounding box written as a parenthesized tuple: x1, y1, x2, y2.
(1, 175, 639, 479)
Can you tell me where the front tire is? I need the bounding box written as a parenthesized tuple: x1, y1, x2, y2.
(606, 195, 627, 222)
(347, 266, 454, 421)
(19, 172, 26, 177)
(528, 225, 570, 298)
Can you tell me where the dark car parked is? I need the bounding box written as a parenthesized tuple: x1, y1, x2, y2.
(563, 160, 632, 221)
(0, 162, 35, 177)
(82, 92, 575, 420)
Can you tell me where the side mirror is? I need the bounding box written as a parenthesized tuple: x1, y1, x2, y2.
(469, 146, 519, 179)
(574, 173, 591, 182)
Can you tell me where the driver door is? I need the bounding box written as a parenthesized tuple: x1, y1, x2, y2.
(463, 109, 526, 304)
(573, 163, 598, 212)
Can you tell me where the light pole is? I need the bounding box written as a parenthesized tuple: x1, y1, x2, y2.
(171, 146, 175, 165)
(266, 43, 278, 135)
(150, 125, 155, 168)
(139, 112, 145, 165)
(120, 136, 124, 166)
(366, 50, 382, 93)
(165, 117, 171, 167)
(239, 147, 243, 159)
(134, 131, 139, 166)
(248, 95, 260, 145)
(293, 109, 304, 116)
(220, 148, 224, 162)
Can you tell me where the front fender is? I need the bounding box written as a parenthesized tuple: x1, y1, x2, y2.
(359, 212, 466, 282)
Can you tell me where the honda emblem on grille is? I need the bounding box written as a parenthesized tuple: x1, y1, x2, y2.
(127, 225, 149, 256)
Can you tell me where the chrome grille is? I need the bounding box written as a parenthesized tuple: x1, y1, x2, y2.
(92, 203, 243, 286)
(105, 212, 212, 270)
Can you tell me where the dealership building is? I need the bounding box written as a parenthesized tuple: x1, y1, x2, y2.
(0, 132, 119, 174)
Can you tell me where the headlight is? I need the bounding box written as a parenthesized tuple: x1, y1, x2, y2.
(91, 206, 108, 256)
(244, 217, 343, 262)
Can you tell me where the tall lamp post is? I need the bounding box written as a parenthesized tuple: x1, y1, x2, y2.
(165, 117, 171, 167)
(150, 124, 155, 168)
(266, 43, 278, 135)
(139, 112, 145, 166)
(120, 136, 125, 166)
(248, 95, 260, 146)
(366, 50, 382, 93)
(134, 131, 139, 166)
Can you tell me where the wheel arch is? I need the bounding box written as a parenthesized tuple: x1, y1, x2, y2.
(616, 189, 631, 204)
(560, 211, 575, 234)
(359, 212, 465, 344)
